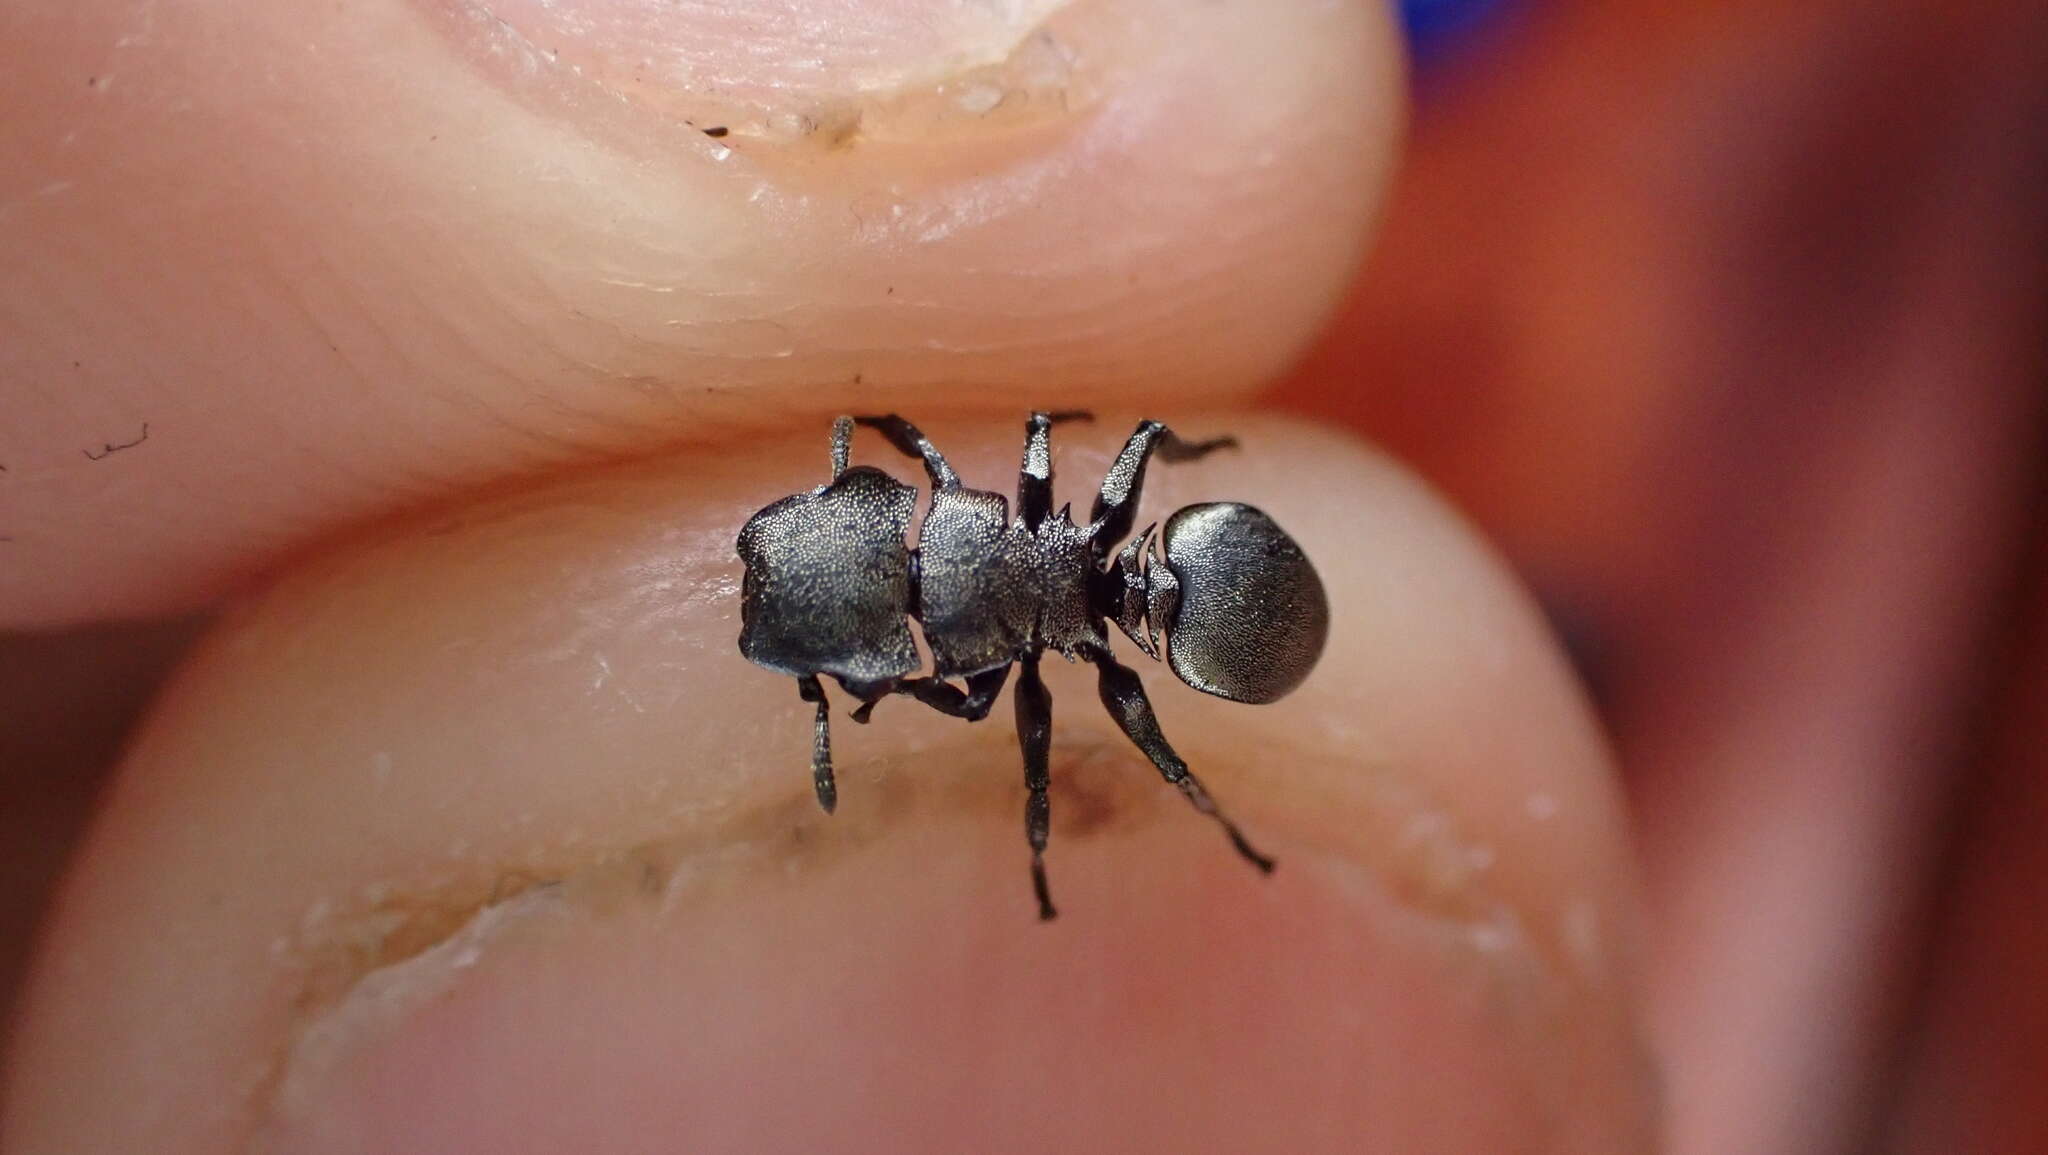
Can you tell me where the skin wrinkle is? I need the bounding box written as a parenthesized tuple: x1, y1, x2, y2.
(253, 729, 1561, 1147)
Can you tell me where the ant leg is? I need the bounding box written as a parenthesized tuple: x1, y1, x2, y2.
(851, 414, 960, 490)
(1085, 646, 1275, 873)
(1015, 654, 1057, 920)
(852, 666, 1009, 723)
(829, 415, 853, 479)
(1017, 410, 1094, 532)
(796, 675, 837, 814)
(1088, 420, 1237, 562)
(846, 684, 890, 725)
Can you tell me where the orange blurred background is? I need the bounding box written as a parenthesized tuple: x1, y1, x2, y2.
(1280, 0, 2047, 1151)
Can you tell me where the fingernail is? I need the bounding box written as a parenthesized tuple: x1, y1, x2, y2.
(430, 0, 1094, 145)
(258, 803, 1653, 1154)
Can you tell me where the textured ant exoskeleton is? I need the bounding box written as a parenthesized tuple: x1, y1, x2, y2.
(737, 413, 1328, 918)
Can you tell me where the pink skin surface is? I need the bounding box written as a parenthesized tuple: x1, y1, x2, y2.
(10, 419, 1651, 1153)
(281, 831, 1552, 1155)
(0, 0, 1396, 626)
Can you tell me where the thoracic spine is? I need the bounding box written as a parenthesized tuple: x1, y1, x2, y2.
(1105, 524, 1177, 661)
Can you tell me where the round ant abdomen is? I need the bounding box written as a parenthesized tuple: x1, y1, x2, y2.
(1159, 502, 1329, 705)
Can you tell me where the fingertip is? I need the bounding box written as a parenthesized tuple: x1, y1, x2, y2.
(1, 0, 1405, 625)
(7, 414, 1652, 1153)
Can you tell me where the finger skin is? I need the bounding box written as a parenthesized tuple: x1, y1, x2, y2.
(0, 0, 1402, 626)
(5, 414, 1653, 1153)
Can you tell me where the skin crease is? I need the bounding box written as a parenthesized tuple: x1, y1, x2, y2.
(0, 0, 1396, 627)
(8, 419, 1652, 1153)
(1, 0, 1658, 1150)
